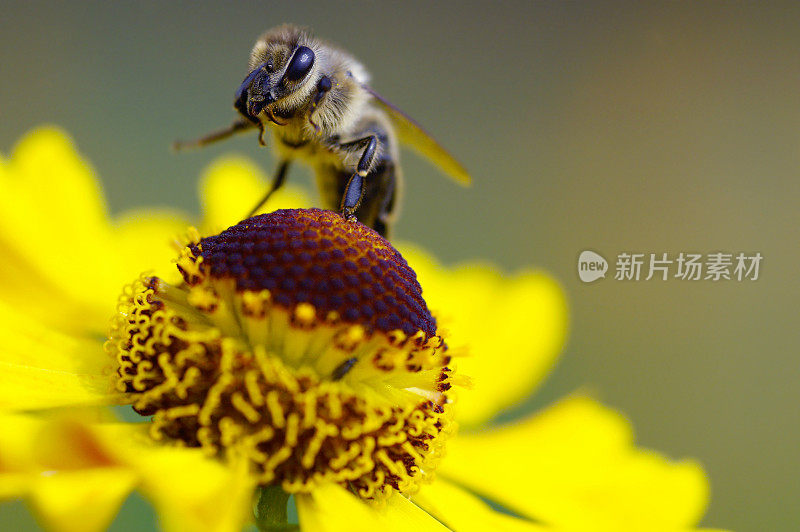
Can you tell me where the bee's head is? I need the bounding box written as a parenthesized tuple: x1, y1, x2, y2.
(235, 25, 319, 123)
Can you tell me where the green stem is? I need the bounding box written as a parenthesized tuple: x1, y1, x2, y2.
(253, 485, 299, 532)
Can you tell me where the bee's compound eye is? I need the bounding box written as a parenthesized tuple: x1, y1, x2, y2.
(284, 46, 315, 82)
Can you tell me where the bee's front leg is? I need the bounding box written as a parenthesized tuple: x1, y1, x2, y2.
(244, 159, 291, 219)
(308, 75, 333, 133)
(338, 135, 379, 220)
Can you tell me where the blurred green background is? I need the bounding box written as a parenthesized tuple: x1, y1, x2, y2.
(1, 2, 798, 530)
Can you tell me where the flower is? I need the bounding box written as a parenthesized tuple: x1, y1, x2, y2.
(0, 128, 716, 531)
(112, 208, 458, 499)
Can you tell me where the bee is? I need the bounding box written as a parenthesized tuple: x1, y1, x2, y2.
(174, 24, 470, 238)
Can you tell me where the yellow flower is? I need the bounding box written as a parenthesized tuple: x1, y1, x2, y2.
(0, 127, 718, 532)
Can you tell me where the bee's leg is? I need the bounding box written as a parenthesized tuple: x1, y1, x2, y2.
(372, 171, 397, 238)
(338, 135, 379, 220)
(308, 75, 332, 133)
(244, 159, 291, 219)
(172, 118, 255, 151)
(257, 120, 269, 146)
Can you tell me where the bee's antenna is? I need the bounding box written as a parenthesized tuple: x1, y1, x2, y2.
(172, 119, 255, 152)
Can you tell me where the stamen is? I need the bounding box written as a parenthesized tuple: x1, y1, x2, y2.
(107, 209, 457, 498)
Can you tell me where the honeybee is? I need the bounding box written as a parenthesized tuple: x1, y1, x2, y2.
(174, 24, 470, 237)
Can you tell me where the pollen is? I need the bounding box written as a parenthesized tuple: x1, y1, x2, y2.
(107, 209, 456, 498)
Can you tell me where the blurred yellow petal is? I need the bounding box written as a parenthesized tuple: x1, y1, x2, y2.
(28, 468, 137, 532)
(377, 492, 450, 531)
(0, 415, 137, 531)
(110, 209, 192, 286)
(401, 245, 568, 427)
(297, 484, 377, 532)
(0, 127, 190, 336)
(0, 300, 112, 412)
(0, 300, 107, 374)
(91, 422, 255, 532)
(82, 209, 190, 332)
(0, 361, 110, 412)
(439, 396, 709, 531)
(0, 128, 113, 327)
(413, 478, 547, 531)
(0, 127, 108, 258)
(199, 155, 311, 234)
(0, 473, 29, 499)
(297, 484, 447, 532)
(64, 207, 189, 335)
(0, 241, 102, 334)
(1, 414, 254, 532)
(131, 447, 255, 532)
(0, 415, 44, 496)
(0, 415, 122, 475)
(0, 414, 44, 473)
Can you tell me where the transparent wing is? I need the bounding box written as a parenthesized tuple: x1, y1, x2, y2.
(362, 84, 471, 186)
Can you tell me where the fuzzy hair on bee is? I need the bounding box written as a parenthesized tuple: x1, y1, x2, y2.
(174, 24, 470, 238)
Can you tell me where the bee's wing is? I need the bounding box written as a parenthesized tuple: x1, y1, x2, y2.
(362, 84, 471, 186)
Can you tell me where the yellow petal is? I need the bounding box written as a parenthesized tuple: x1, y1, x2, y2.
(0, 472, 29, 499)
(439, 396, 709, 531)
(68, 207, 191, 335)
(0, 300, 107, 375)
(0, 414, 123, 475)
(401, 245, 568, 427)
(0, 415, 41, 494)
(28, 468, 137, 532)
(199, 155, 311, 234)
(0, 414, 49, 473)
(0, 128, 113, 330)
(111, 208, 192, 285)
(413, 478, 547, 531)
(297, 484, 378, 532)
(84, 209, 190, 332)
(0, 361, 110, 412)
(1, 415, 254, 532)
(0, 127, 108, 259)
(0, 414, 136, 531)
(0, 128, 192, 337)
(376, 492, 451, 531)
(131, 447, 255, 532)
(15, 417, 255, 532)
(0, 300, 112, 412)
(0, 238, 103, 335)
(297, 484, 447, 532)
